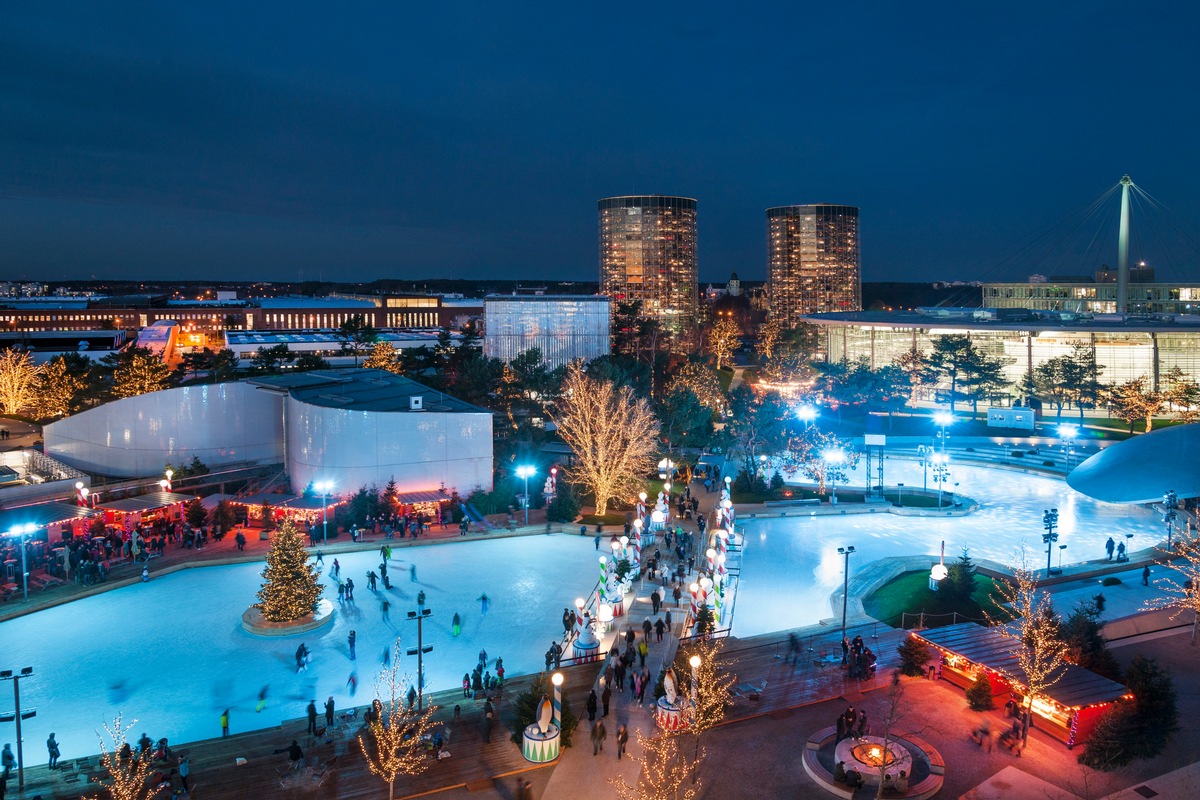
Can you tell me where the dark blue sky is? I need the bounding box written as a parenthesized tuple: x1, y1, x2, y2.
(2, 2, 1197, 284)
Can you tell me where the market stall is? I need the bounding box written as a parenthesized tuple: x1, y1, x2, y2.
(913, 622, 1130, 747)
(96, 491, 195, 529)
(230, 493, 346, 529)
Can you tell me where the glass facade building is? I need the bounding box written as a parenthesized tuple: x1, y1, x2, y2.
(483, 296, 611, 369)
(767, 204, 861, 329)
(599, 195, 698, 352)
(806, 310, 1200, 401)
(983, 281, 1200, 316)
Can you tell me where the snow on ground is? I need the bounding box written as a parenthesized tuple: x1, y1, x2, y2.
(4, 534, 601, 764)
(731, 461, 1163, 637)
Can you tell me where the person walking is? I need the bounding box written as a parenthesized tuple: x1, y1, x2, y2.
(586, 689, 598, 721)
(2, 743, 14, 780)
(306, 701, 318, 735)
(1117, 541, 1127, 561)
(46, 734, 60, 769)
(601, 683, 612, 717)
(324, 697, 335, 729)
(616, 724, 628, 759)
(651, 590, 661, 614)
(591, 720, 607, 756)
(220, 709, 230, 738)
(1143, 564, 1151, 586)
(1105, 537, 1115, 561)
(655, 617, 665, 642)
(348, 630, 357, 660)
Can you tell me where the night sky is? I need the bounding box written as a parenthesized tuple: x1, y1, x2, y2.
(2, 2, 1197, 284)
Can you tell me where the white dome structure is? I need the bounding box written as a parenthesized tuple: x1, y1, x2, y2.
(1067, 423, 1200, 504)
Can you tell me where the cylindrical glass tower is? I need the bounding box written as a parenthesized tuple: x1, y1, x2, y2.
(599, 195, 698, 352)
(767, 204, 861, 329)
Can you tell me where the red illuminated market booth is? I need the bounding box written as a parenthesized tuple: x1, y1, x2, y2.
(913, 622, 1130, 747)
(96, 491, 195, 528)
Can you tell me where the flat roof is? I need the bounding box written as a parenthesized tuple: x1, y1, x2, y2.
(248, 369, 489, 414)
(255, 297, 376, 309)
(484, 294, 609, 302)
(226, 330, 448, 346)
(802, 310, 1200, 334)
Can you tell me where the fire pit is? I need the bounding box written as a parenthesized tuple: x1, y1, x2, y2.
(833, 735, 914, 786)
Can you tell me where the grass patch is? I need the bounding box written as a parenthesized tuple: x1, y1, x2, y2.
(864, 571, 1009, 629)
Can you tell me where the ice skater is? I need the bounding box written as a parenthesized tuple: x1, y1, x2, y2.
(256, 686, 269, 713)
(452, 612, 461, 637)
(478, 593, 490, 615)
(381, 600, 390, 622)
(295, 643, 310, 672)
(410, 564, 417, 582)
(331, 559, 340, 580)
(347, 671, 358, 696)
(348, 630, 357, 660)
(382, 646, 391, 667)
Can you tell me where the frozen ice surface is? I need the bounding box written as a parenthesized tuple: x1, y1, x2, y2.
(731, 461, 1162, 638)
(3, 534, 602, 764)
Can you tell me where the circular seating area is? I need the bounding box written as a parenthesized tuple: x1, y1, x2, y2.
(802, 726, 945, 799)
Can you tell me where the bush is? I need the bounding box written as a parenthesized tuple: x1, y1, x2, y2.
(546, 482, 582, 523)
(941, 548, 977, 606)
(897, 633, 932, 677)
(966, 672, 994, 711)
(1011, 451, 1024, 458)
(1043, 460, 1056, 467)
(1102, 577, 1122, 587)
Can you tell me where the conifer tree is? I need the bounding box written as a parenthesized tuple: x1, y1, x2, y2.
(255, 519, 323, 622)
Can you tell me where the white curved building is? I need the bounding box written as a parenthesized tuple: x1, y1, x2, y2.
(44, 370, 494, 497)
(43, 381, 283, 476)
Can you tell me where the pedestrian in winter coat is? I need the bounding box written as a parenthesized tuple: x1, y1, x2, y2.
(616, 724, 628, 759)
(325, 697, 335, 727)
(655, 618, 666, 642)
(642, 618, 652, 640)
(586, 689, 598, 721)
(463, 674, 471, 698)
(651, 590, 661, 613)
(591, 720, 607, 755)
(601, 684, 612, 717)
(306, 701, 318, 735)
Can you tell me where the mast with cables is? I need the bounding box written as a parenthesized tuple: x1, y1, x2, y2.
(1117, 174, 1133, 314)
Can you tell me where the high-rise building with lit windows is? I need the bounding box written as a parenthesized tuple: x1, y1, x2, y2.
(767, 204, 861, 328)
(599, 195, 698, 352)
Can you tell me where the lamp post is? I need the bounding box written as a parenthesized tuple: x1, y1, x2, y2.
(1042, 508, 1060, 577)
(1058, 423, 1079, 469)
(0, 666, 35, 792)
(1164, 490, 1178, 548)
(551, 672, 563, 730)
(931, 452, 950, 509)
(822, 448, 845, 504)
(688, 654, 701, 713)
(516, 465, 536, 527)
(916, 444, 929, 491)
(837, 546, 856, 640)
(14, 523, 35, 602)
(934, 411, 954, 453)
(405, 607, 434, 710)
(315, 480, 332, 546)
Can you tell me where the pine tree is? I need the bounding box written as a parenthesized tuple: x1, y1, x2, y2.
(185, 497, 208, 528)
(255, 519, 323, 622)
(896, 633, 932, 677)
(966, 671, 994, 710)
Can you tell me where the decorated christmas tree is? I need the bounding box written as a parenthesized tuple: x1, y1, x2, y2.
(255, 519, 323, 622)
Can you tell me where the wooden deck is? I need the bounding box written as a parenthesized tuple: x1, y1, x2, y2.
(14, 665, 600, 800)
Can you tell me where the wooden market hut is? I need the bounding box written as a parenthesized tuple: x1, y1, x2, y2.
(96, 491, 196, 528)
(913, 622, 1130, 747)
(229, 493, 346, 530)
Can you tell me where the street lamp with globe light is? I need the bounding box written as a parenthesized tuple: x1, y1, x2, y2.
(516, 465, 536, 526)
(314, 480, 333, 546)
(1042, 508, 1060, 577)
(1058, 423, 1080, 469)
(934, 411, 954, 453)
(822, 448, 845, 504)
(796, 405, 818, 427)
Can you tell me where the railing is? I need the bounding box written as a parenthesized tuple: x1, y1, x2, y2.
(899, 610, 989, 630)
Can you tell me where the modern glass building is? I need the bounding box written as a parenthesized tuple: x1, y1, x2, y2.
(767, 204, 861, 329)
(982, 281, 1200, 315)
(804, 308, 1200, 401)
(483, 295, 611, 369)
(599, 195, 698, 352)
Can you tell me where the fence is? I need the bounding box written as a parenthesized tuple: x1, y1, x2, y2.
(899, 610, 990, 630)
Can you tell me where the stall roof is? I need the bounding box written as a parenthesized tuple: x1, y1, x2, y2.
(394, 490, 450, 505)
(284, 495, 347, 511)
(230, 493, 298, 507)
(0, 502, 99, 534)
(915, 623, 1129, 709)
(97, 492, 196, 514)
(228, 493, 344, 511)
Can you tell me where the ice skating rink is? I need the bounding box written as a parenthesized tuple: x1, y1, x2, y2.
(5, 534, 603, 763)
(731, 461, 1162, 637)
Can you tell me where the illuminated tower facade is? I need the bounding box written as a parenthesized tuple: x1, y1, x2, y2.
(599, 195, 698, 352)
(767, 204, 861, 328)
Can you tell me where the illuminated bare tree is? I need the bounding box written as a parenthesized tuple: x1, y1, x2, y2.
(783, 427, 860, 495)
(87, 714, 166, 800)
(611, 730, 699, 800)
(665, 361, 724, 412)
(357, 642, 440, 800)
(681, 637, 736, 783)
(0, 348, 42, 415)
(756, 318, 782, 362)
(706, 314, 741, 370)
(553, 361, 660, 516)
(986, 554, 1068, 711)
(1146, 533, 1200, 645)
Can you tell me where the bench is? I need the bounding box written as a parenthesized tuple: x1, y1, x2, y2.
(763, 498, 821, 507)
(903, 734, 944, 775)
(907, 774, 943, 800)
(801, 747, 855, 799)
